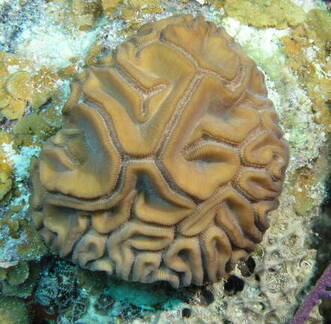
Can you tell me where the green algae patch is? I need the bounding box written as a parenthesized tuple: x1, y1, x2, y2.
(291, 157, 329, 215)
(0, 216, 47, 263)
(101, 0, 122, 14)
(0, 52, 62, 121)
(0, 297, 29, 324)
(0, 169, 12, 201)
(281, 9, 331, 132)
(0, 262, 40, 298)
(0, 132, 14, 201)
(5, 262, 29, 286)
(43, 0, 102, 32)
(223, 0, 306, 29)
(306, 9, 331, 42)
(14, 220, 47, 261)
(13, 107, 62, 145)
(108, 0, 163, 33)
(127, 0, 161, 11)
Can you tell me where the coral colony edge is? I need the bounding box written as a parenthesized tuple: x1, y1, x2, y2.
(29, 15, 289, 288)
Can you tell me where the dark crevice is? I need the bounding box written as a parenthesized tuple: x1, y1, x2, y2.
(224, 275, 245, 295)
(181, 307, 191, 318)
(200, 288, 215, 305)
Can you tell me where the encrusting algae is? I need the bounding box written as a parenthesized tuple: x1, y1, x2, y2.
(0, 132, 13, 200)
(0, 51, 63, 121)
(0, 296, 29, 324)
(222, 0, 306, 29)
(281, 8, 331, 131)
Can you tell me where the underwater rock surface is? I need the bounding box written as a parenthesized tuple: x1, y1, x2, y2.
(0, 0, 330, 323)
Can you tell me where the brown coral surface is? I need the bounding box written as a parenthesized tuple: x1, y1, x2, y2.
(29, 15, 289, 288)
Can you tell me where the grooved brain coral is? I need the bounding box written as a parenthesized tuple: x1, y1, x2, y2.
(30, 15, 289, 288)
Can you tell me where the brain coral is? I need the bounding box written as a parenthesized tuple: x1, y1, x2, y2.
(29, 15, 289, 288)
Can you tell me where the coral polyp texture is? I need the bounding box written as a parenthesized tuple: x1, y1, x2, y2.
(29, 15, 289, 288)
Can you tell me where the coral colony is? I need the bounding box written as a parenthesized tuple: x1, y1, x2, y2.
(30, 16, 289, 288)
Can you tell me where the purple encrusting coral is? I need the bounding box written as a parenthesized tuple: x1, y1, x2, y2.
(291, 264, 331, 324)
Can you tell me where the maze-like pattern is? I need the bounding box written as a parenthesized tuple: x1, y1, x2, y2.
(30, 15, 289, 288)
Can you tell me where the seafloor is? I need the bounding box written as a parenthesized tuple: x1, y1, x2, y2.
(0, 0, 330, 323)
